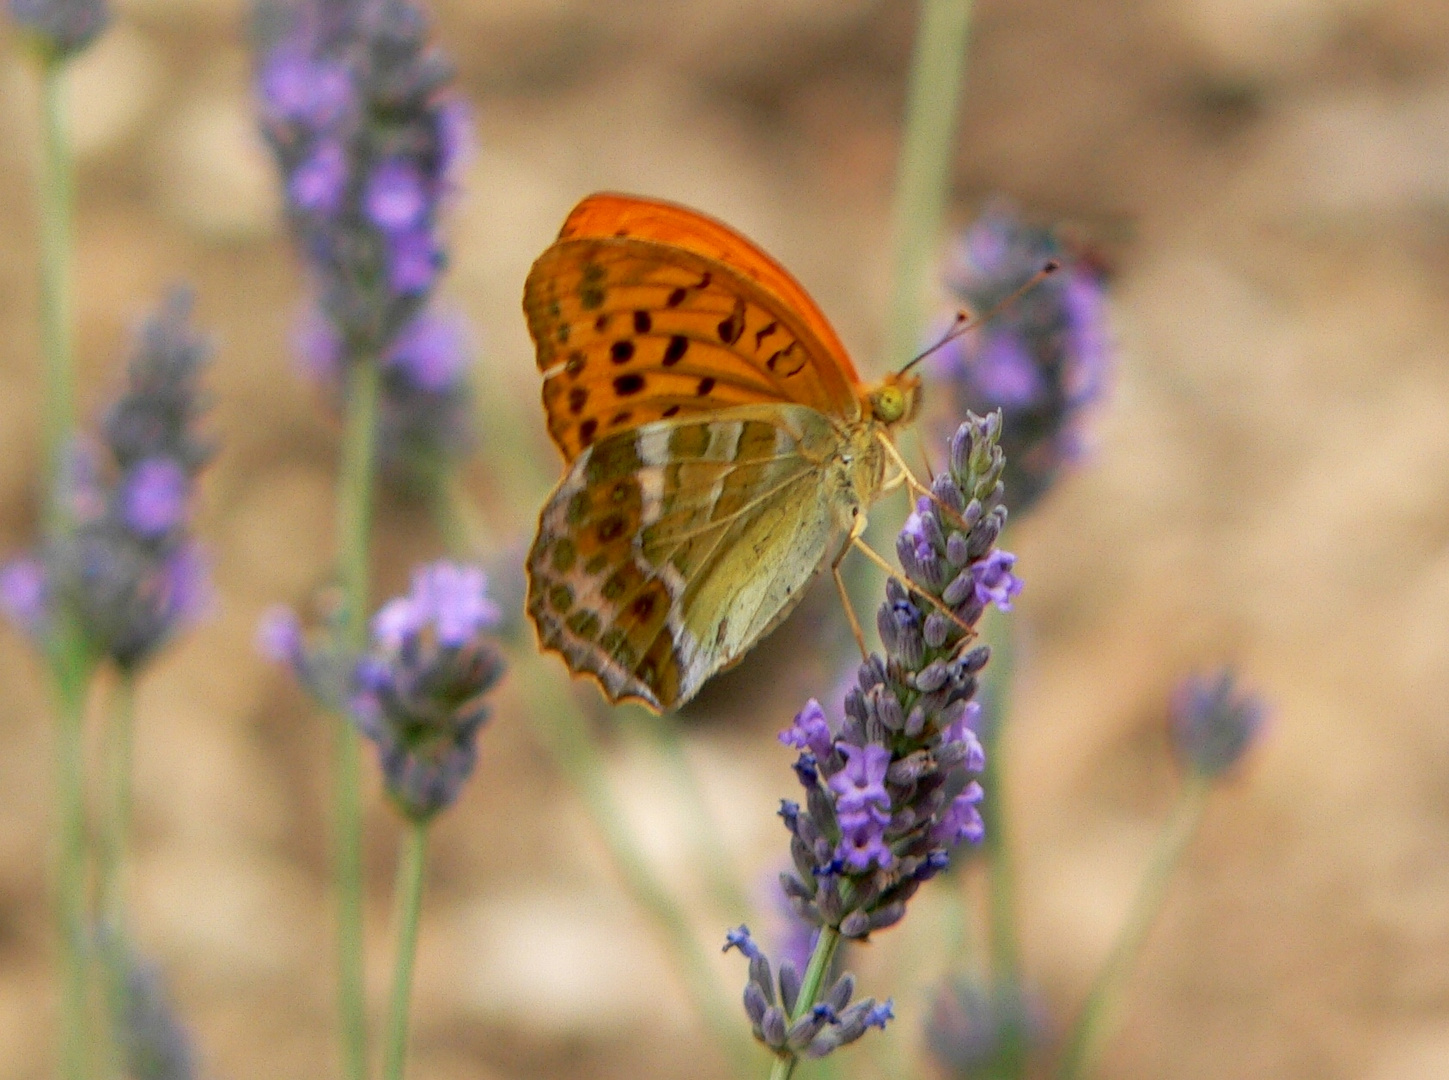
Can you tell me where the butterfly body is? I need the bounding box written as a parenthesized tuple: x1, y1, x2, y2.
(524, 194, 918, 711)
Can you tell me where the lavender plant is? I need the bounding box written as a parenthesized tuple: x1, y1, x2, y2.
(2, 290, 214, 670)
(252, 0, 472, 1071)
(7, 0, 106, 57)
(263, 560, 505, 1080)
(932, 201, 1110, 515)
(1055, 670, 1267, 1080)
(2, 291, 212, 1080)
(926, 976, 1045, 1080)
(726, 413, 1020, 1077)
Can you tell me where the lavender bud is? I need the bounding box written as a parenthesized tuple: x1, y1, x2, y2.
(779, 961, 802, 1015)
(760, 1006, 789, 1049)
(1170, 668, 1267, 777)
(743, 982, 769, 1026)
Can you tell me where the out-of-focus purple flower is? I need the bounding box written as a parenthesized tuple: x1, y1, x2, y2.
(254, 0, 477, 480)
(925, 977, 1045, 1078)
(931, 200, 1112, 515)
(8, 0, 108, 57)
(255, 0, 467, 355)
(350, 560, 505, 821)
(387, 311, 468, 393)
(256, 604, 304, 665)
(293, 307, 475, 482)
(288, 138, 349, 216)
(121, 458, 190, 538)
(2, 292, 213, 671)
(98, 930, 197, 1080)
(257, 49, 353, 129)
(364, 159, 428, 232)
(1170, 669, 1267, 778)
(729, 414, 1013, 1065)
(0, 558, 48, 636)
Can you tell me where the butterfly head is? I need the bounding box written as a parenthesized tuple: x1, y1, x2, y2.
(866, 371, 922, 429)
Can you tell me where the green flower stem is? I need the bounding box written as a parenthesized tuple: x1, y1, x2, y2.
(34, 49, 92, 1080)
(98, 671, 136, 1080)
(1055, 775, 1212, 1080)
(382, 820, 428, 1080)
(99, 672, 135, 930)
(333, 356, 381, 1080)
(885, 0, 975, 371)
(520, 658, 759, 1080)
(51, 634, 91, 1080)
(767, 925, 842, 1080)
(38, 53, 76, 540)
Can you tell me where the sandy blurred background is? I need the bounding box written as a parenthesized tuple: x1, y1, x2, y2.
(2, 0, 1449, 1077)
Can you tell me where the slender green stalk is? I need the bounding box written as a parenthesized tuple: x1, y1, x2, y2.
(99, 673, 135, 931)
(885, 0, 975, 371)
(381, 821, 428, 1080)
(333, 357, 381, 1080)
(520, 658, 759, 1080)
(52, 641, 90, 1080)
(98, 672, 136, 1080)
(767, 926, 842, 1080)
(1055, 776, 1212, 1080)
(38, 53, 75, 540)
(34, 49, 92, 1080)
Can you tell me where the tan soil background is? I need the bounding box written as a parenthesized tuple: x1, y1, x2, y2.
(3, 0, 1449, 1077)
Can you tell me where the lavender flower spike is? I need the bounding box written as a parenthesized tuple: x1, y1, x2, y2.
(255, 0, 476, 479)
(8, 0, 108, 57)
(351, 560, 505, 821)
(1170, 668, 1267, 778)
(730, 412, 1018, 1062)
(932, 200, 1111, 514)
(0, 290, 214, 671)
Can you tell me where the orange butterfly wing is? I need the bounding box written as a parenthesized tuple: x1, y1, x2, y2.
(523, 193, 865, 462)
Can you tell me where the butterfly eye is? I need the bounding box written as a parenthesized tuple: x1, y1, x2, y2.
(872, 386, 907, 424)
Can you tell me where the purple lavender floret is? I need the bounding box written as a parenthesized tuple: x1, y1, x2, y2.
(729, 413, 1017, 1062)
(8, 0, 107, 57)
(254, 0, 475, 479)
(265, 562, 505, 821)
(1, 291, 213, 670)
(352, 561, 504, 820)
(1170, 668, 1267, 778)
(724, 926, 891, 1059)
(932, 200, 1111, 514)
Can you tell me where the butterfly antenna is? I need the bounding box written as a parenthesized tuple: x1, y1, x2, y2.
(897, 258, 1061, 377)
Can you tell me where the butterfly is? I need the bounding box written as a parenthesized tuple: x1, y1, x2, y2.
(523, 193, 921, 712)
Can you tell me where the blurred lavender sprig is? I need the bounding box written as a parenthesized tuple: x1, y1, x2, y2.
(8, 0, 107, 57)
(727, 412, 1019, 1069)
(263, 560, 505, 821)
(1, 290, 213, 671)
(255, 0, 475, 477)
(98, 930, 196, 1080)
(933, 201, 1111, 514)
(296, 305, 474, 479)
(1057, 673, 1269, 1080)
(1171, 668, 1267, 778)
(926, 976, 1045, 1079)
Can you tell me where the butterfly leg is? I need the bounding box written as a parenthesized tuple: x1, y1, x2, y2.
(848, 534, 978, 640)
(876, 433, 975, 535)
(833, 514, 872, 662)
